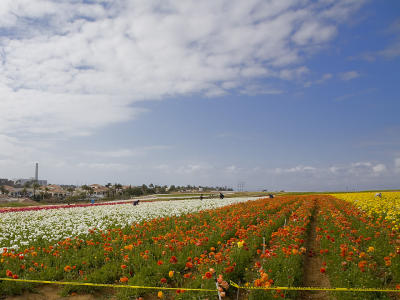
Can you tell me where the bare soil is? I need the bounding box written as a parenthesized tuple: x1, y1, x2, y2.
(297, 209, 335, 300)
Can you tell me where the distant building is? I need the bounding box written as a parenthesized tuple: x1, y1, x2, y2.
(14, 178, 47, 186)
(0, 185, 34, 197)
(0, 178, 14, 186)
(40, 185, 67, 197)
(89, 184, 109, 197)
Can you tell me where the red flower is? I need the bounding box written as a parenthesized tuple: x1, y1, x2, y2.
(157, 260, 164, 265)
(160, 277, 167, 283)
(169, 256, 178, 264)
(320, 267, 326, 273)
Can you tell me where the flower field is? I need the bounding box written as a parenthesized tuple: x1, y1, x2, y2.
(333, 192, 400, 231)
(0, 197, 257, 252)
(1, 194, 400, 299)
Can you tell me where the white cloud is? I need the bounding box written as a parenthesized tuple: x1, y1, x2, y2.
(304, 73, 332, 87)
(395, 158, 400, 173)
(85, 146, 171, 158)
(76, 162, 129, 171)
(327, 161, 388, 177)
(275, 165, 316, 174)
(379, 41, 400, 59)
(0, 0, 365, 140)
(240, 84, 283, 96)
(340, 71, 360, 81)
(292, 21, 337, 45)
(225, 165, 239, 174)
(279, 66, 309, 80)
(372, 163, 387, 174)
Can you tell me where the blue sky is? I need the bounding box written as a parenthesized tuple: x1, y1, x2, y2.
(0, 0, 399, 191)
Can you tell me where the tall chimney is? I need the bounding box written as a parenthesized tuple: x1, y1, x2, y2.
(35, 163, 38, 182)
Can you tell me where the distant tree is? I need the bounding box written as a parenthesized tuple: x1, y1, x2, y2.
(105, 183, 112, 197)
(114, 183, 123, 196)
(32, 183, 40, 198)
(67, 187, 75, 195)
(0, 185, 8, 195)
(129, 186, 143, 197)
(81, 185, 93, 195)
(141, 184, 148, 194)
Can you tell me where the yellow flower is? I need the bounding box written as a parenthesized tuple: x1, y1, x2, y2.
(237, 241, 244, 248)
(367, 246, 374, 253)
(168, 270, 174, 278)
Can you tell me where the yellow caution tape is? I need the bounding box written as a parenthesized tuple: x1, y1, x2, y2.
(230, 281, 400, 293)
(2, 277, 399, 293)
(0, 278, 216, 292)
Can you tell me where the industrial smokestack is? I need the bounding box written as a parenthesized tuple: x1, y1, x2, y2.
(35, 163, 38, 182)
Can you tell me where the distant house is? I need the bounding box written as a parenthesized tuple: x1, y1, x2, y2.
(1, 186, 33, 197)
(40, 185, 67, 198)
(1, 185, 16, 196)
(89, 184, 109, 198)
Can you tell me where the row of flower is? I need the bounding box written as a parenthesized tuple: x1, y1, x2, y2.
(1, 196, 303, 299)
(0, 199, 154, 214)
(246, 195, 316, 299)
(332, 192, 400, 231)
(316, 195, 400, 300)
(0, 197, 257, 252)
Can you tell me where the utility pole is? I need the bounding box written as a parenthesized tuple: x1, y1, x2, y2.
(237, 182, 245, 192)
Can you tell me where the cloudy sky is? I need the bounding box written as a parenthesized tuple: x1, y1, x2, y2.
(0, 0, 399, 191)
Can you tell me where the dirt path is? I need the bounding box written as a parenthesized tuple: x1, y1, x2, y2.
(297, 207, 335, 300)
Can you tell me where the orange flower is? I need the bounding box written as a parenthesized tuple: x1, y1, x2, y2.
(203, 271, 213, 279)
(157, 291, 163, 298)
(124, 244, 133, 251)
(121, 264, 127, 269)
(185, 262, 193, 269)
(120, 276, 129, 283)
(64, 265, 72, 272)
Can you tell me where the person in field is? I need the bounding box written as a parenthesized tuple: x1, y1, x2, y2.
(219, 193, 224, 199)
(200, 194, 203, 200)
(375, 192, 382, 198)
